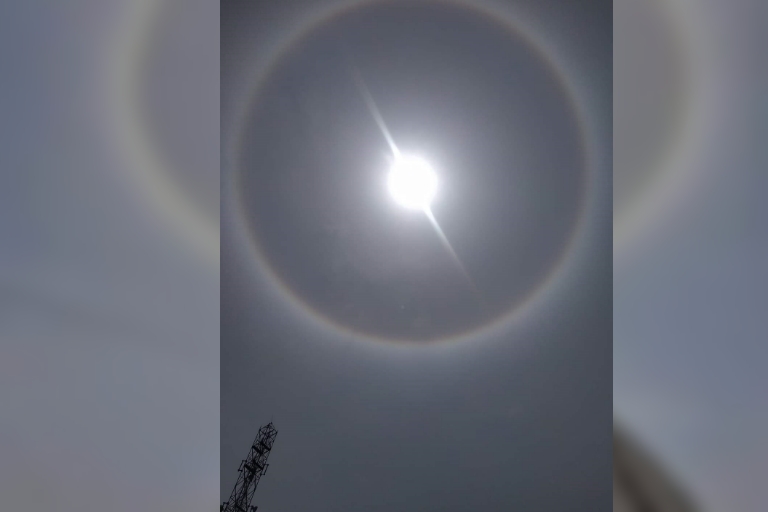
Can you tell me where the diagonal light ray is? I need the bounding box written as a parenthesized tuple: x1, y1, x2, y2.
(424, 207, 487, 308)
(347, 60, 485, 309)
(350, 67, 400, 157)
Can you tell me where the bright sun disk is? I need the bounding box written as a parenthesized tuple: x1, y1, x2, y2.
(387, 154, 437, 211)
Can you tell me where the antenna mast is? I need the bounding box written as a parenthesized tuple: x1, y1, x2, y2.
(221, 422, 278, 512)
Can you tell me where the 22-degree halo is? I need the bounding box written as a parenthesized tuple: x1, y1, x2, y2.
(387, 155, 438, 211)
(228, 0, 597, 346)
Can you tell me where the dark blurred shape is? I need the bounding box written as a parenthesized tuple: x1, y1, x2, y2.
(614, 426, 697, 512)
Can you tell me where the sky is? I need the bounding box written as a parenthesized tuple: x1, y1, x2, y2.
(222, 0, 612, 510)
(613, 0, 768, 509)
(0, 1, 219, 511)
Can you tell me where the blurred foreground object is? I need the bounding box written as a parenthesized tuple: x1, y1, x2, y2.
(614, 427, 697, 512)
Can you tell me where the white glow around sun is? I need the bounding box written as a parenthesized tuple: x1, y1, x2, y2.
(387, 154, 437, 210)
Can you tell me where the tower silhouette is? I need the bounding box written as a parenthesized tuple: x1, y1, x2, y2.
(221, 422, 278, 512)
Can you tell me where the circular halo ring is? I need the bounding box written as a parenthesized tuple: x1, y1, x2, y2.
(110, 0, 220, 264)
(613, 0, 707, 258)
(225, 0, 601, 346)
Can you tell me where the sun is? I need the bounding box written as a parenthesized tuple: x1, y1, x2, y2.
(387, 154, 438, 211)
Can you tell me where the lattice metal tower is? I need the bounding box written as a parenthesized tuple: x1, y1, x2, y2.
(221, 422, 278, 512)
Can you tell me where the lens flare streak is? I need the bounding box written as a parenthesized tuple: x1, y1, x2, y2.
(350, 67, 401, 157)
(424, 207, 486, 308)
(351, 66, 485, 308)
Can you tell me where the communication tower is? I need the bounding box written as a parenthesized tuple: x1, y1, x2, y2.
(221, 422, 278, 512)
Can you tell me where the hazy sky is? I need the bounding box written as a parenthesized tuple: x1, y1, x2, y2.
(0, 2, 219, 511)
(222, 0, 611, 510)
(613, 0, 768, 509)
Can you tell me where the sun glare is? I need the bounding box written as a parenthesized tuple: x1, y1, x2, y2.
(387, 154, 437, 211)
